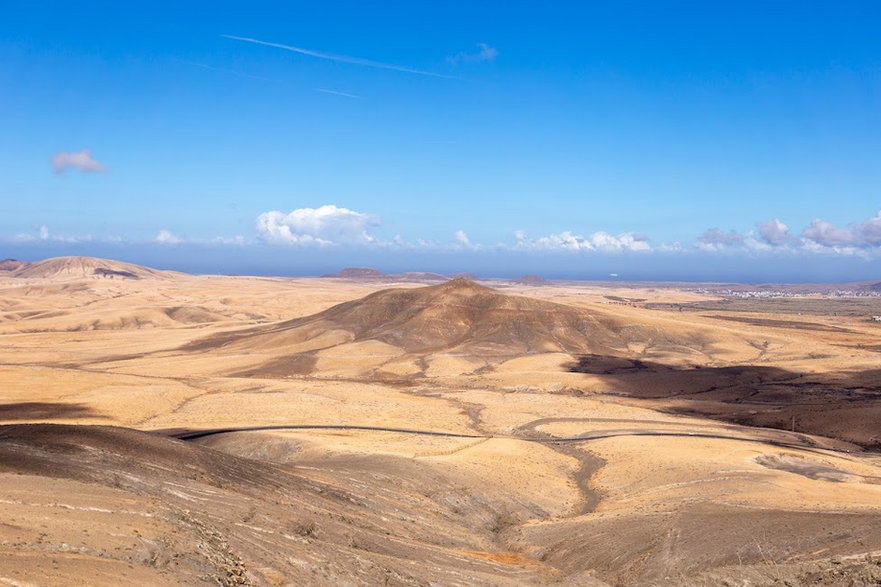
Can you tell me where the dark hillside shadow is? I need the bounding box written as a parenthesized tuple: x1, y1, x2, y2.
(0, 402, 105, 421)
(566, 354, 801, 399)
(567, 354, 881, 450)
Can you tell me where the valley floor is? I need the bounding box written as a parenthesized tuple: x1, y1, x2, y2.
(1, 268, 881, 585)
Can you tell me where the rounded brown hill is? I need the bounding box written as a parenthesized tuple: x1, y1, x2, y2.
(0, 259, 30, 272)
(189, 278, 684, 358)
(13, 256, 171, 280)
(321, 267, 385, 278)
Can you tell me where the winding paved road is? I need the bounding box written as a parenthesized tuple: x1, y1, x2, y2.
(174, 423, 857, 455)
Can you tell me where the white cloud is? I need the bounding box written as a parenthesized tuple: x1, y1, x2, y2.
(3, 225, 244, 246)
(590, 231, 651, 252)
(256, 205, 378, 246)
(447, 43, 499, 65)
(799, 238, 863, 257)
(854, 210, 881, 246)
(692, 213, 881, 257)
(214, 235, 246, 245)
(514, 230, 651, 252)
(695, 227, 773, 253)
(795, 211, 881, 254)
(51, 149, 106, 174)
(453, 229, 479, 249)
(42, 226, 91, 243)
(8, 225, 91, 243)
(800, 218, 854, 247)
(656, 242, 683, 253)
(695, 228, 746, 251)
(743, 237, 772, 252)
(756, 218, 791, 245)
(154, 230, 246, 246)
(155, 229, 183, 245)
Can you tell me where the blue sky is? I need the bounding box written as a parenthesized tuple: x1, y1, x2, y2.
(2, 1, 880, 280)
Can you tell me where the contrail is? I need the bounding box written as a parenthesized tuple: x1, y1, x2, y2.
(222, 34, 453, 79)
(174, 59, 280, 83)
(314, 88, 363, 99)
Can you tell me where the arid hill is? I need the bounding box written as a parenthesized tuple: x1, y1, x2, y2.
(12, 256, 171, 280)
(0, 259, 29, 272)
(179, 278, 724, 380)
(321, 267, 460, 282)
(0, 423, 557, 585)
(187, 278, 650, 357)
(515, 274, 548, 285)
(296, 278, 624, 354)
(321, 267, 385, 278)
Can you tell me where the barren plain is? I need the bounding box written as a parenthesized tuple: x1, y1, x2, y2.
(2, 256, 881, 586)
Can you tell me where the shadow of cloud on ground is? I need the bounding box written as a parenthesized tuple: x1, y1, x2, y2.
(567, 354, 881, 450)
(0, 402, 106, 421)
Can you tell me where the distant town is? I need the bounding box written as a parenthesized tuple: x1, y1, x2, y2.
(690, 288, 881, 299)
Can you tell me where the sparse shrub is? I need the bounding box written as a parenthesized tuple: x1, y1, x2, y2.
(290, 520, 317, 538)
(489, 509, 520, 534)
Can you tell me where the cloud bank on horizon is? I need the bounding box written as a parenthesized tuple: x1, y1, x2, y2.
(697, 212, 881, 257)
(10, 201, 881, 260)
(245, 204, 881, 259)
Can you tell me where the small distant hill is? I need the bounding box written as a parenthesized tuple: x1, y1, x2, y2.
(515, 274, 548, 285)
(396, 271, 447, 281)
(321, 267, 385, 279)
(12, 256, 171, 280)
(449, 272, 477, 280)
(322, 267, 472, 283)
(0, 259, 30, 272)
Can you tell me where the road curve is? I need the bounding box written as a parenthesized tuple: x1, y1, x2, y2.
(175, 424, 484, 441)
(172, 424, 857, 455)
